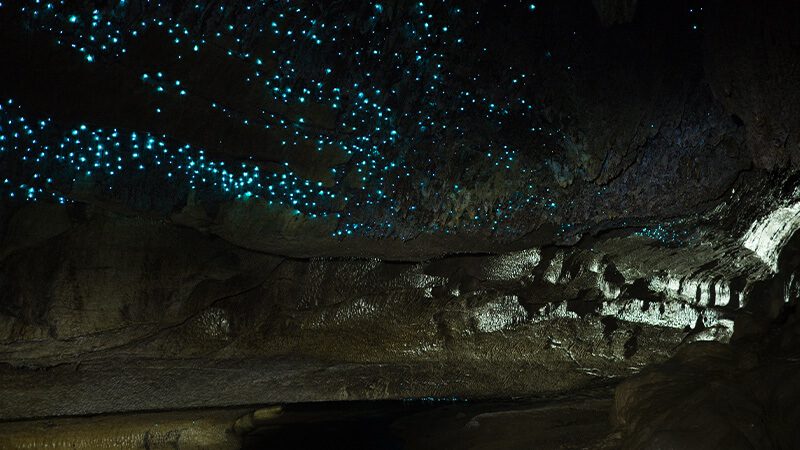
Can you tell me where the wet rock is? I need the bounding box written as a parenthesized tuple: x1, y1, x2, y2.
(0, 409, 246, 450)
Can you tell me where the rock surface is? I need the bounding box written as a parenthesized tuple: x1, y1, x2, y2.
(0, 0, 800, 448)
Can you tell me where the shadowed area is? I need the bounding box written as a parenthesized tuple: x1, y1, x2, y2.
(1, 0, 800, 448)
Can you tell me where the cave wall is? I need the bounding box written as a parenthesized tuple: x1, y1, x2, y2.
(0, 0, 800, 429)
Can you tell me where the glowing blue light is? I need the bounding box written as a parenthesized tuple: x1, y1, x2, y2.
(11, 1, 570, 238)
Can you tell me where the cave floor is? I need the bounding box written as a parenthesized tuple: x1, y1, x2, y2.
(0, 356, 618, 420)
(0, 389, 618, 449)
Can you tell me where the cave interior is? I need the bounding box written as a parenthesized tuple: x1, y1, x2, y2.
(1, 0, 800, 448)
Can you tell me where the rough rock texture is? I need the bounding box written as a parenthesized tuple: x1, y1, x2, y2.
(0, 0, 800, 447)
(608, 217, 800, 449)
(0, 191, 786, 418)
(612, 319, 800, 449)
(0, 408, 250, 450)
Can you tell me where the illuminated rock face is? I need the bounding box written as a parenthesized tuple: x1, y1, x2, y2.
(1, 1, 800, 446)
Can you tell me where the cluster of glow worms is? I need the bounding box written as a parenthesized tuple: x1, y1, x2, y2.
(0, 98, 347, 218)
(5, 0, 575, 237)
(635, 223, 692, 246)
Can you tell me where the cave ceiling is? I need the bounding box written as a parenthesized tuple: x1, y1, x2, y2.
(2, 0, 800, 438)
(2, 0, 796, 255)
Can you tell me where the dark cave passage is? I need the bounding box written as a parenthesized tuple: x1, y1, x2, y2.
(1, 0, 800, 448)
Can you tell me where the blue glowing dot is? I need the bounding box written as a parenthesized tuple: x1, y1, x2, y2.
(7, 2, 575, 237)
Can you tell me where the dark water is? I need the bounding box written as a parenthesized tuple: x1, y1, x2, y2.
(241, 394, 613, 449)
(244, 414, 406, 449)
(242, 401, 454, 450)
